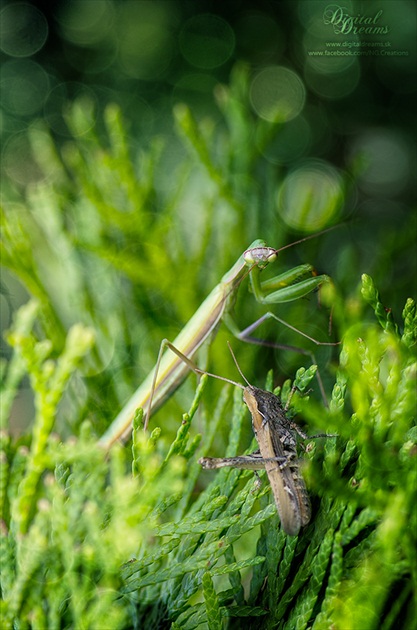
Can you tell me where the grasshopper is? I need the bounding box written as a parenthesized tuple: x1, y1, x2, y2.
(153, 340, 335, 536)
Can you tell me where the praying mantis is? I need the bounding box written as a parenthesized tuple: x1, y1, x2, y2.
(99, 229, 338, 450)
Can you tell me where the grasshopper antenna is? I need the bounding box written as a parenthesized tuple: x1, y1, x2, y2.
(227, 342, 252, 387)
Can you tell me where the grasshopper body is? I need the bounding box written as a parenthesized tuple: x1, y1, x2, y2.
(243, 386, 311, 536)
(200, 384, 311, 536)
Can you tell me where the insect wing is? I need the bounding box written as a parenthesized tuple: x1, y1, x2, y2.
(263, 389, 311, 529)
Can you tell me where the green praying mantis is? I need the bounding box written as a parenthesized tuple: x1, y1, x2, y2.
(99, 229, 338, 450)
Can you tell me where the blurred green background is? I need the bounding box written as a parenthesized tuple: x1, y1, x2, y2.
(1, 0, 416, 437)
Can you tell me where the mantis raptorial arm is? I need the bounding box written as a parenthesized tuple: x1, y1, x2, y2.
(99, 230, 337, 449)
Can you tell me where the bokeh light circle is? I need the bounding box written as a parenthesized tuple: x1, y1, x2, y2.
(2, 132, 44, 186)
(1, 60, 50, 116)
(277, 160, 343, 231)
(179, 14, 235, 69)
(0, 3, 48, 57)
(56, 0, 114, 46)
(250, 66, 305, 123)
(304, 60, 360, 100)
